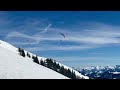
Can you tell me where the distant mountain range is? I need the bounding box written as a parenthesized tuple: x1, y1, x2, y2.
(78, 65, 120, 79)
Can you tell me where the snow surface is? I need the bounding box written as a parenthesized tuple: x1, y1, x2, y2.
(0, 40, 89, 79)
(54, 61, 89, 79)
(111, 72, 120, 74)
(0, 40, 18, 53)
(0, 40, 69, 79)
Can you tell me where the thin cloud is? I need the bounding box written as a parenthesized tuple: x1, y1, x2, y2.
(5, 31, 40, 45)
(90, 52, 104, 55)
(6, 32, 33, 39)
(41, 24, 52, 33)
(25, 45, 100, 51)
(4, 21, 120, 51)
(50, 55, 120, 68)
(51, 56, 112, 62)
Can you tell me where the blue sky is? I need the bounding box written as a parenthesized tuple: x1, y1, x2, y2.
(1, 11, 120, 69)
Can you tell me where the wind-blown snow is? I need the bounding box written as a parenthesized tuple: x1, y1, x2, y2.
(0, 40, 89, 79)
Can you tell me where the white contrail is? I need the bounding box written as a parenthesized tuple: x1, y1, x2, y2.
(42, 24, 52, 33)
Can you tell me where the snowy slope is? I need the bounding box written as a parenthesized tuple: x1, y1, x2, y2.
(0, 40, 89, 79)
(54, 61, 89, 79)
(0, 40, 69, 79)
(0, 40, 18, 53)
(111, 72, 120, 74)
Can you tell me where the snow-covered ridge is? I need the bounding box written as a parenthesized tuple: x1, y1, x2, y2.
(0, 40, 46, 60)
(0, 40, 69, 79)
(0, 40, 89, 79)
(54, 61, 89, 79)
(0, 40, 18, 53)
